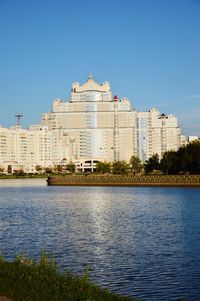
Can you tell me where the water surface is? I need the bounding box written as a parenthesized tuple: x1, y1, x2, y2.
(0, 179, 200, 300)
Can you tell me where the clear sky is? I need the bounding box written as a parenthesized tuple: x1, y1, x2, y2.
(0, 0, 199, 135)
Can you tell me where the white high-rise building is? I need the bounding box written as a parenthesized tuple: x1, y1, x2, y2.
(41, 75, 181, 170)
(0, 125, 52, 173)
(137, 109, 181, 161)
(0, 76, 182, 173)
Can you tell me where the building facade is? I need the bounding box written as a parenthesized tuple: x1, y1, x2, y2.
(0, 125, 52, 173)
(41, 75, 181, 171)
(0, 76, 182, 173)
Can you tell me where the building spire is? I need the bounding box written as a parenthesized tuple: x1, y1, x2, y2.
(87, 71, 94, 81)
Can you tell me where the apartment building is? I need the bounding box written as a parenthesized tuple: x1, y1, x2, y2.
(41, 75, 181, 169)
(0, 125, 52, 173)
(0, 75, 182, 173)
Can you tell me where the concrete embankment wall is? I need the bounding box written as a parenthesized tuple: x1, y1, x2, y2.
(47, 174, 200, 187)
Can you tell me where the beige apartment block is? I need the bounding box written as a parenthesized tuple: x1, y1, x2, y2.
(41, 75, 181, 170)
(41, 75, 138, 170)
(0, 125, 52, 173)
(0, 75, 182, 173)
(137, 109, 181, 161)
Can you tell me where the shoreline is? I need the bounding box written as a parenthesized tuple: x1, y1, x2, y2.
(1, 174, 200, 187)
(0, 175, 48, 180)
(47, 174, 200, 187)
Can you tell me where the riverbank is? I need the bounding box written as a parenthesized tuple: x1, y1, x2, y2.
(47, 174, 200, 187)
(0, 174, 48, 179)
(0, 254, 134, 301)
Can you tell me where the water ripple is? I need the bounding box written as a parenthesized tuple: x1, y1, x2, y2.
(0, 179, 200, 300)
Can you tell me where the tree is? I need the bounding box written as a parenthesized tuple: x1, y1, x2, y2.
(13, 169, 25, 175)
(44, 167, 53, 174)
(96, 161, 111, 173)
(144, 154, 160, 174)
(0, 167, 4, 174)
(180, 140, 200, 174)
(160, 151, 178, 174)
(129, 156, 143, 174)
(55, 165, 63, 173)
(160, 140, 200, 175)
(177, 146, 191, 173)
(67, 161, 76, 173)
(112, 160, 130, 175)
(35, 165, 43, 173)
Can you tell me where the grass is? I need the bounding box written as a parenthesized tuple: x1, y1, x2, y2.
(0, 252, 136, 301)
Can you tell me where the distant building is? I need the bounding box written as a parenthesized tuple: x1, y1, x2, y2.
(0, 125, 52, 173)
(136, 109, 181, 161)
(181, 135, 187, 147)
(188, 136, 199, 143)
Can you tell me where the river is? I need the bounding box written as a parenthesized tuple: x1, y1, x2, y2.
(0, 178, 200, 300)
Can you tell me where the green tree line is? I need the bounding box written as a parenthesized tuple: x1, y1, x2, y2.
(145, 140, 200, 174)
(96, 156, 143, 175)
(97, 141, 200, 175)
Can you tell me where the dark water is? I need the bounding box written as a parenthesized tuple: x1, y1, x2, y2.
(0, 179, 200, 301)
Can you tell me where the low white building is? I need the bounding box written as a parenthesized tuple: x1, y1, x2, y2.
(188, 136, 199, 143)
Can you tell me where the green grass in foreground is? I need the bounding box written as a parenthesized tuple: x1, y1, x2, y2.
(0, 253, 136, 301)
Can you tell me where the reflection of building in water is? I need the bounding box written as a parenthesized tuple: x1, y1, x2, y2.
(0, 75, 182, 173)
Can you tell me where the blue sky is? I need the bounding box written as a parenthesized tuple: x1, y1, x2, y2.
(0, 0, 199, 135)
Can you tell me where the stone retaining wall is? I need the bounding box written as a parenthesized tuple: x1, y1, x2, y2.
(47, 174, 200, 187)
